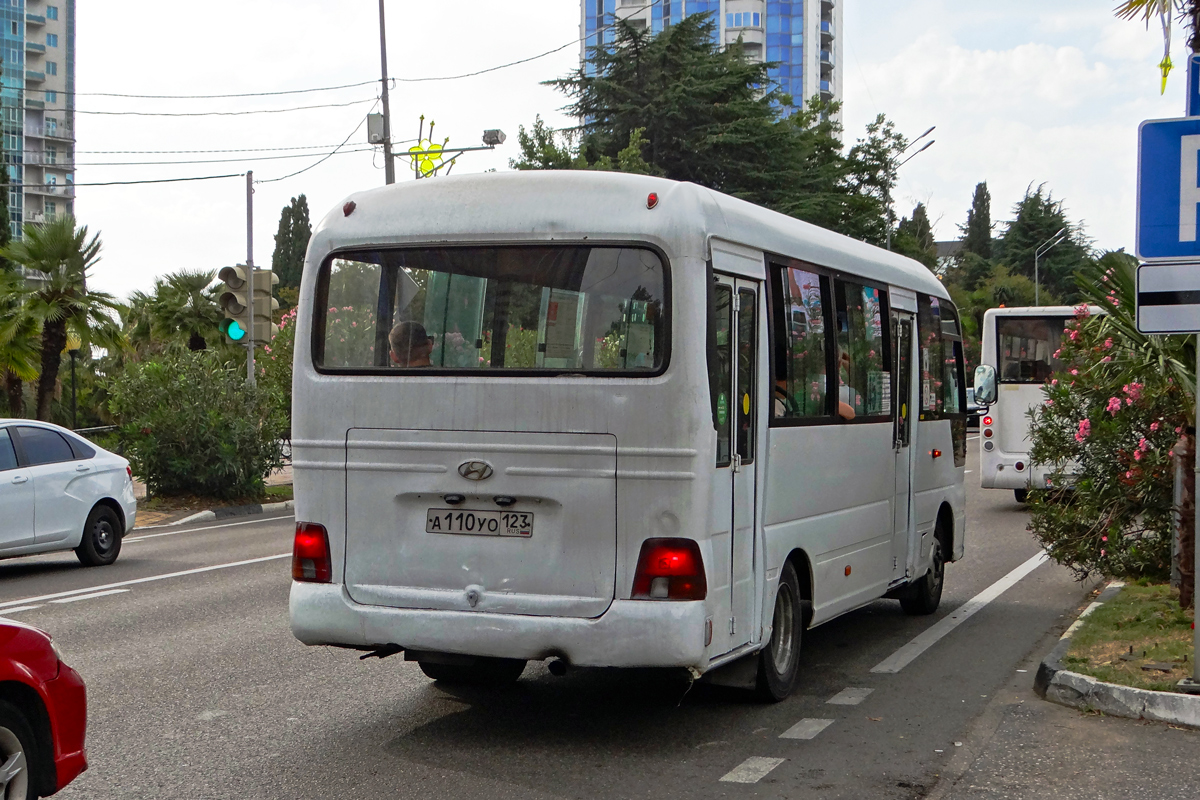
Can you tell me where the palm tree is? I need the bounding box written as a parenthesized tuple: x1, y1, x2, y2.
(149, 270, 222, 351)
(0, 270, 39, 418)
(0, 216, 124, 422)
(1115, 1, 1200, 90)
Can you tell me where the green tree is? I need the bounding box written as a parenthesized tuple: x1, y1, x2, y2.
(894, 202, 938, 270)
(996, 185, 1093, 304)
(960, 182, 993, 260)
(0, 164, 13, 272)
(0, 216, 124, 421)
(271, 195, 311, 292)
(510, 115, 579, 171)
(148, 270, 222, 351)
(0, 270, 38, 417)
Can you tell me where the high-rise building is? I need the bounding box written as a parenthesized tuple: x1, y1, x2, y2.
(581, 0, 840, 113)
(0, 0, 75, 244)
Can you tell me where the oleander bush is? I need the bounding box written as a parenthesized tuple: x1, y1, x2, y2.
(108, 350, 288, 500)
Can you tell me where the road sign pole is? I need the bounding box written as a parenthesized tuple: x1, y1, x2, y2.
(246, 171, 256, 388)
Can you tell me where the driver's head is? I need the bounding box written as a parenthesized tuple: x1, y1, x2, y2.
(389, 321, 434, 366)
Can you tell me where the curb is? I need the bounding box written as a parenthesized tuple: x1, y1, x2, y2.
(1034, 581, 1200, 730)
(171, 500, 295, 527)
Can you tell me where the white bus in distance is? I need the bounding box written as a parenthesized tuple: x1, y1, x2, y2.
(973, 306, 1101, 503)
(288, 171, 968, 700)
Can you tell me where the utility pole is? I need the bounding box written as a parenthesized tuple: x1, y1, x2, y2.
(246, 170, 256, 387)
(378, 0, 396, 185)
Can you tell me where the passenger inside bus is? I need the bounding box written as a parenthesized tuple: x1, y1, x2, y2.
(389, 321, 435, 367)
(836, 350, 857, 421)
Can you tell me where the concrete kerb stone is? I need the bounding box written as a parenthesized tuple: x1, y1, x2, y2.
(171, 500, 295, 527)
(1034, 581, 1200, 730)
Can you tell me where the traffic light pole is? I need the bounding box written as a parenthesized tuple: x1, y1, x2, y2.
(246, 170, 256, 388)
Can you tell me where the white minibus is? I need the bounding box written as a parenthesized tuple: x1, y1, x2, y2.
(975, 306, 1097, 502)
(289, 171, 967, 700)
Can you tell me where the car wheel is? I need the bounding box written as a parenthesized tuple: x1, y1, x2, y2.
(418, 657, 527, 686)
(900, 537, 945, 616)
(756, 561, 804, 702)
(75, 504, 123, 567)
(0, 699, 36, 800)
(1014, 489, 1029, 504)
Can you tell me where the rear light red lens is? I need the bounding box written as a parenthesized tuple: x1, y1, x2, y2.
(983, 416, 993, 427)
(984, 429, 993, 438)
(631, 538, 707, 600)
(293, 522, 332, 583)
(126, 466, 133, 481)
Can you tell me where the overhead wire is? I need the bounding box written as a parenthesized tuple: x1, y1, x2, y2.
(255, 99, 380, 184)
(51, 147, 378, 167)
(72, 96, 377, 118)
(19, 78, 386, 100)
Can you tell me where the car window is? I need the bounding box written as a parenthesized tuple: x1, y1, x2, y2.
(0, 429, 17, 471)
(67, 436, 96, 460)
(15, 426, 76, 466)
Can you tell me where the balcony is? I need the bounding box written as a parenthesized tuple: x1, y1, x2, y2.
(726, 26, 764, 46)
(25, 42, 44, 54)
(24, 182, 74, 198)
(24, 98, 43, 110)
(819, 79, 833, 100)
(25, 70, 45, 83)
(820, 20, 834, 42)
(25, 13, 45, 26)
(25, 126, 73, 142)
(821, 0, 834, 10)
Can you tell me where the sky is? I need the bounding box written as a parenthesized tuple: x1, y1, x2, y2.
(74, 0, 1189, 299)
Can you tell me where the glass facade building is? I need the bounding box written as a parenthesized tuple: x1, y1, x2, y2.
(0, 0, 75, 243)
(580, 0, 840, 113)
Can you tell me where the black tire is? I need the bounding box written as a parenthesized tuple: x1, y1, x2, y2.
(756, 561, 805, 702)
(0, 698, 38, 800)
(900, 536, 945, 616)
(1014, 489, 1029, 504)
(418, 657, 527, 686)
(75, 504, 123, 567)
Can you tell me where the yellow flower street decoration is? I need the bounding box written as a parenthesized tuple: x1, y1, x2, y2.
(405, 116, 458, 178)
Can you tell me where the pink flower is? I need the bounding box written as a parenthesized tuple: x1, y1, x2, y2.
(1075, 419, 1091, 442)
(1106, 397, 1122, 415)
(1102, 535, 1108, 542)
(1074, 304, 1090, 318)
(1101, 549, 1106, 557)
(264, 346, 272, 353)
(329, 307, 337, 313)
(1101, 356, 1112, 363)
(1046, 400, 1054, 406)
(1104, 338, 1113, 349)
(1151, 421, 1161, 432)
(1051, 379, 1058, 386)
(1123, 383, 1143, 402)
(1125, 471, 1134, 479)
(1178, 426, 1185, 435)
(1138, 438, 1151, 452)
(1134, 450, 1143, 461)
(1053, 349, 1061, 359)
(1070, 369, 1079, 376)
(1068, 329, 1079, 341)
(351, 322, 357, 328)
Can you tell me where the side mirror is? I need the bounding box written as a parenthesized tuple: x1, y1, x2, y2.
(974, 365, 997, 406)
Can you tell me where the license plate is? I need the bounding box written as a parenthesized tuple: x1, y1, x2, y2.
(426, 509, 533, 538)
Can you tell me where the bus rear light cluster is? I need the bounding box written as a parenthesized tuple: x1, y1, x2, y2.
(983, 428, 993, 438)
(1015, 462, 1025, 472)
(631, 538, 707, 601)
(982, 416, 993, 427)
(293, 522, 332, 583)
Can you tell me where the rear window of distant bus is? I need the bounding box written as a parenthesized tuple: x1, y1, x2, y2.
(996, 316, 1067, 383)
(312, 245, 669, 375)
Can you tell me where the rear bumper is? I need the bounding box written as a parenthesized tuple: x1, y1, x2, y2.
(290, 582, 709, 671)
(45, 663, 87, 791)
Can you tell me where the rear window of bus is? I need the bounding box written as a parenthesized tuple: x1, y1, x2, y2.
(313, 246, 668, 375)
(996, 316, 1066, 383)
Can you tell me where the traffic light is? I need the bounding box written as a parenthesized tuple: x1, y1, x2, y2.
(252, 269, 280, 343)
(217, 265, 251, 344)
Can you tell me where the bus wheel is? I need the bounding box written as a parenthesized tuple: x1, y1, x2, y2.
(756, 561, 803, 702)
(1014, 489, 1029, 504)
(418, 657, 527, 686)
(900, 537, 945, 616)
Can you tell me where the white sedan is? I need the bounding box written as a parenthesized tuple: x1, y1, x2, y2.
(0, 420, 137, 566)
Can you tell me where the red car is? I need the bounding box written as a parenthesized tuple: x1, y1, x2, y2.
(0, 620, 87, 799)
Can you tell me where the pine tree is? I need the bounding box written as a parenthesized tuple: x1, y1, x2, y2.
(271, 195, 311, 291)
(960, 182, 992, 260)
(998, 185, 1092, 304)
(894, 203, 937, 270)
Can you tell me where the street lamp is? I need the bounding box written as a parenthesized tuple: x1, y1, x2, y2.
(1034, 227, 1068, 307)
(886, 126, 936, 251)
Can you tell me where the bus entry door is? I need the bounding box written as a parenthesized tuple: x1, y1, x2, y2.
(710, 275, 760, 653)
(891, 311, 917, 582)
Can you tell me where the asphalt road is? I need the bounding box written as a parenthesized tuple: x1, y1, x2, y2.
(0, 440, 1103, 799)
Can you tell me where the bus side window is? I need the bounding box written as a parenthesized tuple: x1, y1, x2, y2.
(770, 264, 830, 421)
(712, 283, 734, 467)
(835, 279, 890, 419)
(917, 294, 946, 417)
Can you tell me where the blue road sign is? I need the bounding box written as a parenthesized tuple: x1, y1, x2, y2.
(1136, 116, 1200, 261)
(1190, 54, 1200, 116)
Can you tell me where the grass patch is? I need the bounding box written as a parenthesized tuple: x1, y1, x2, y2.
(140, 483, 292, 513)
(1066, 584, 1195, 693)
(264, 484, 294, 502)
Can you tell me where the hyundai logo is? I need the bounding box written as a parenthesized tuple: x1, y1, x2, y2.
(458, 461, 495, 481)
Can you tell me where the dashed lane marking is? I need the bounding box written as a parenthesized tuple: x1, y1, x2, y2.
(870, 551, 1050, 674)
(720, 757, 787, 783)
(779, 719, 835, 740)
(827, 687, 873, 705)
(0, 553, 291, 611)
(0, 606, 42, 615)
(50, 588, 131, 604)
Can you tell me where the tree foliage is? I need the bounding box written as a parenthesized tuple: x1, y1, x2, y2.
(271, 195, 311, 292)
(894, 203, 937, 269)
(994, 185, 1093, 304)
(960, 182, 992, 261)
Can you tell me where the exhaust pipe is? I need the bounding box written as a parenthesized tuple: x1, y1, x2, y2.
(548, 659, 568, 677)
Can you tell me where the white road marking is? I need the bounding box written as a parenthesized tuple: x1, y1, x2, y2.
(0, 606, 42, 615)
(827, 687, 873, 705)
(870, 551, 1050, 674)
(965, 470, 974, 474)
(720, 757, 787, 783)
(127, 515, 295, 541)
(779, 719, 835, 740)
(50, 588, 130, 604)
(0, 553, 291, 611)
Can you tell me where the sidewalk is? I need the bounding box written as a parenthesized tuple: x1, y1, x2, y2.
(930, 615, 1200, 799)
(132, 465, 294, 527)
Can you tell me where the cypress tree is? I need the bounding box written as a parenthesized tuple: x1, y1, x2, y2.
(960, 182, 992, 260)
(271, 195, 311, 290)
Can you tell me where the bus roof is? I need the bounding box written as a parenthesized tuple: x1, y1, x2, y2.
(982, 305, 1104, 319)
(313, 170, 950, 301)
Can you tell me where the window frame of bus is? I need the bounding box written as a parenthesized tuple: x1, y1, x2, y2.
(310, 242, 673, 378)
(765, 257, 892, 428)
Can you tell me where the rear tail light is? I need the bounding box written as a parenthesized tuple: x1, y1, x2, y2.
(1015, 461, 1025, 472)
(982, 416, 993, 427)
(983, 429, 993, 438)
(292, 522, 332, 583)
(631, 538, 707, 600)
(126, 466, 133, 482)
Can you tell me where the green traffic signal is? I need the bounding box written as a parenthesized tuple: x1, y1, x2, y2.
(221, 319, 248, 342)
